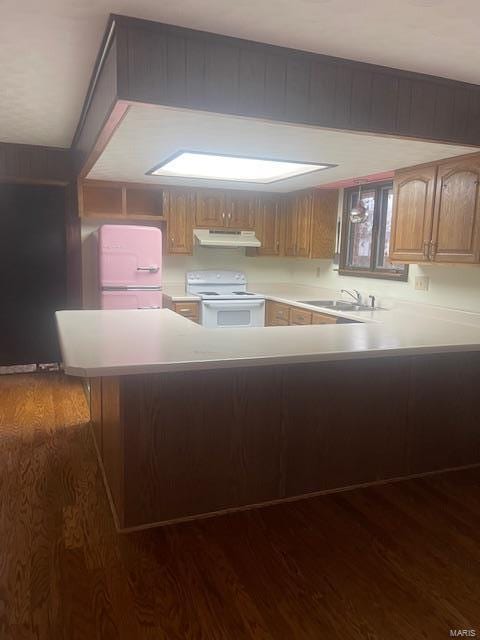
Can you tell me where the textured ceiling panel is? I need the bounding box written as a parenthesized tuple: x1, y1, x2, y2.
(88, 105, 477, 192)
(2, 0, 480, 148)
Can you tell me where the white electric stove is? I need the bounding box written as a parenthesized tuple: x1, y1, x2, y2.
(186, 270, 265, 328)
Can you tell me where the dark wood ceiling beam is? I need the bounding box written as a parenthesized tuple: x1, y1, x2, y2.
(73, 14, 480, 178)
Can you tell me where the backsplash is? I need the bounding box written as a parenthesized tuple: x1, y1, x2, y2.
(291, 259, 480, 313)
(81, 221, 480, 313)
(163, 248, 293, 284)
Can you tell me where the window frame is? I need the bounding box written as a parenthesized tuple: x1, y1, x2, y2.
(339, 181, 409, 282)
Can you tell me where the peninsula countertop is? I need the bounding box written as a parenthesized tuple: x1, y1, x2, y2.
(56, 283, 480, 377)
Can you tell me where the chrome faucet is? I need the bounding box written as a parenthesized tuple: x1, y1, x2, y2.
(341, 289, 362, 304)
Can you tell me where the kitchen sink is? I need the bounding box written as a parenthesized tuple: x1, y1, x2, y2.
(300, 300, 374, 312)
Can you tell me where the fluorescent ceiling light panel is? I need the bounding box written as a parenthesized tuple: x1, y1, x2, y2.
(147, 152, 334, 183)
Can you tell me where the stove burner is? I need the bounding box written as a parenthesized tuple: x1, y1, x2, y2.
(232, 291, 254, 296)
(198, 291, 219, 295)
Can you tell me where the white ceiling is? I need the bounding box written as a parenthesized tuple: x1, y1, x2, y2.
(88, 104, 478, 192)
(1, 0, 480, 149)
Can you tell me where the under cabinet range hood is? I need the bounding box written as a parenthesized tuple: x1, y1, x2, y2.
(193, 229, 261, 248)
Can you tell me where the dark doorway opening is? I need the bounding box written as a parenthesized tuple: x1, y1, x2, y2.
(0, 184, 66, 366)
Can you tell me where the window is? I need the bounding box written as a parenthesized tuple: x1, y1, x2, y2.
(339, 181, 408, 281)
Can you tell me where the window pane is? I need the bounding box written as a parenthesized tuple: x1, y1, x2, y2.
(376, 187, 406, 273)
(346, 189, 375, 269)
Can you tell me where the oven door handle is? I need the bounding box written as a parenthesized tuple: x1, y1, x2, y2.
(203, 300, 265, 308)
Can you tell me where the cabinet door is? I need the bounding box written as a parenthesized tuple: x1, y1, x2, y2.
(311, 312, 337, 325)
(166, 190, 195, 255)
(294, 192, 313, 257)
(289, 307, 312, 325)
(310, 190, 338, 259)
(195, 190, 226, 227)
(173, 302, 200, 322)
(431, 158, 480, 263)
(255, 197, 284, 256)
(283, 198, 298, 257)
(390, 166, 436, 262)
(226, 193, 255, 229)
(265, 301, 290, 326)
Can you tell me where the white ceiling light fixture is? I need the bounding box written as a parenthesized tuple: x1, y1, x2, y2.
(147, 151, 336, 184)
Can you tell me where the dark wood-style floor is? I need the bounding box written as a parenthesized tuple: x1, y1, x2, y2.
(1, 374, 479, 640)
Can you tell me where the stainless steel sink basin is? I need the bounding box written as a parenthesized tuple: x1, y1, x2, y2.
(301, 300, 374, 312)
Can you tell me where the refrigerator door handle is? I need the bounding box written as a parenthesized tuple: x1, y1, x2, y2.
(136, 265, 160, 272)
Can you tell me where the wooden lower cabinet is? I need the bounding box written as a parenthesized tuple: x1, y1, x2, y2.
(312, 312, 338, 325)
(163, 297, 200, 323)
(289, 307, 312, 325)
(266, 300, 339, 326)
(90, 352, 480, 531)
(266, 301, 290, 326)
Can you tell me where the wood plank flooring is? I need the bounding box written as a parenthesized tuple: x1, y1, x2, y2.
(0, 373, 479, 639)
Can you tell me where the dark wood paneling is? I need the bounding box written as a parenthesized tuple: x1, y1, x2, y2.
(64, 183, 82, 308)
(283, 359, 410, 495)
(409, 80, 436, 138)
(121, 368, 285, 527)
(93, 351, 480, 530)
(333, 65, 353, 128)
(350, 69, 373, 130)
(238, 47, 266, 116)
(309, 60, 336, 124)
(370, 73, 398, 132)
(89, 378, 102, 455)
(101, 376, 124, 525)
(0, 143, 72, 185)
(264, 52, 287, 120)
(109, 14, 480, 145)
(73, 37, 118, 170)
(285, 53, 310, 121)
(74, 14, 480, 176)
(408, 353, 480, 473)
(433, 84, 454, 139)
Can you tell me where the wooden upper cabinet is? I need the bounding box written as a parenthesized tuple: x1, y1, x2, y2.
(254, 196, 284, 256)
(285, 192, 313, 257)
(390, 165, 437, 262)
(79, 180, 166, 220)
(296, 193, 313, 257)
(195, 190, 226, 227)
(225, 193, 255, 229)
(166, 189, 195, 255)
(310, 190, 338, 259)
(431, 158, 480, 263)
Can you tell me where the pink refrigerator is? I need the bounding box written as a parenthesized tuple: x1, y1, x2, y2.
(98, 225, 163, 310)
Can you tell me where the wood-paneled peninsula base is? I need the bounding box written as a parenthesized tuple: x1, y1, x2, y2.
(90, 352, 480, 532)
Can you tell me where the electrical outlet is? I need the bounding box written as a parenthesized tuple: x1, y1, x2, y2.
(316, 267, 321, 278)
(415, 276, 430, 291)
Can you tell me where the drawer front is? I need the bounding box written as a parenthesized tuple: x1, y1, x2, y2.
(289, 307, 312, 325)
(269, 318, 289, 326)
(311, 312, 337, 325)
(173, 302, 200, 320)
(267, 301, 290, 325)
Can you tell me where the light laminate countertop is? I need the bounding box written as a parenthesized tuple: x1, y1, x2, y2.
(57, 283, 480, 377)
